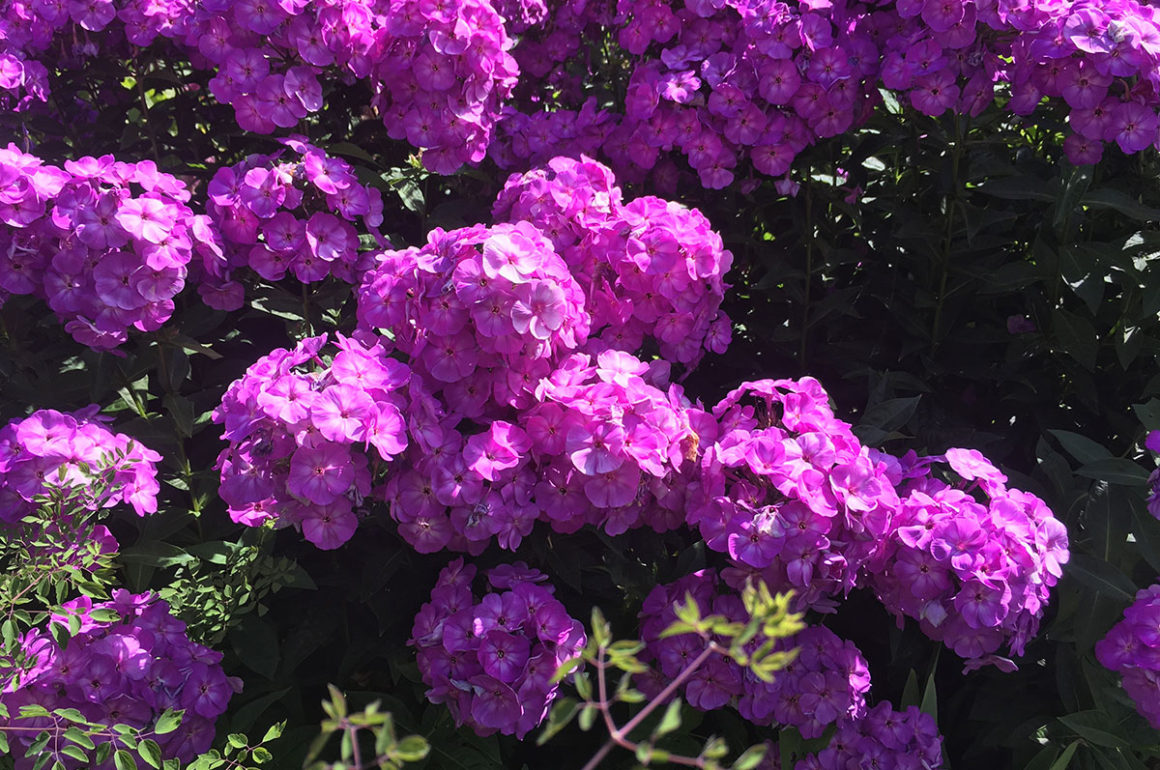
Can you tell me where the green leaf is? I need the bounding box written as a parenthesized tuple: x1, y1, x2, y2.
(900, 669, 920, 709)
(856, 396, 922, 434)
(55, 708, 89, 724)
(1133, 399, 1160, 432)
(1066, 554, 1137, 602)
(977, 177, 1059, 202)
(1076, 459, 1150, 486)
(578, 704, 598, 731)
(1052, 308, 1099, 371)
(1058, 711, 1130, 749)
(538, 699, 580, 745)
(115, 749, 139, 770)
(153, 709, 183, 735)
(550, 656, 584, 684)
(1082, 189, 1160, 222)
(227, 734, 247, 749)
(138, 739, 162, 769)
(920, 664, 938, 725)
(63, 726, 96, 750)
(260, 722, 285, 744)
(60, 745, 88, 763)
(251, 747, 273, 764)
(326, 142, 376, 165)
(653, 698, 683, 739)
(732, 744, 768, 770)
(1048, 430, 1113, 465)
(394, 736, 429, 762)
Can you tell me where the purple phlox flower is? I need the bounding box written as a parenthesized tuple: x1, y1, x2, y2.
(929, 517, 987, 571)
(287, 442, 355, 504)
(944, 447, 1008, 491)
(312, 384, 376, 443)
(300, 498, 358, 550)
(464, 422, 531, 481)
(567, 422, 625, 475)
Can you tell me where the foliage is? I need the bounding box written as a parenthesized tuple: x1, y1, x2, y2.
(5, 0, 1160, 768)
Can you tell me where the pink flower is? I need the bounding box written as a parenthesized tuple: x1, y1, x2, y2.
(287, 443, 355, 504)
(115, 198, 175, 244)
(301, 499, 358, 550)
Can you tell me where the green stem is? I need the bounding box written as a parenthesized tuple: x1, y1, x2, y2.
(800, 173, 814, 368)
(931, 115, 966, 351)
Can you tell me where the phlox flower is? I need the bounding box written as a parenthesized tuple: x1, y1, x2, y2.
(287, 443, 355, 505)
(300, 498, 358, 550)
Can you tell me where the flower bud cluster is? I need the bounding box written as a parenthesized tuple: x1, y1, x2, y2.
(1096, 582, 1160, 729)
(638, 569, 869, 737)
(0, 407, 161, 523)
(492, 155, 733, 367)
(409, 559, 585, 738)
(0, 145, 208, 349)
(212, 332, 409, 549)
(199, 137, 386, 309)
(689, 378, 901, 610)
(2, 591, 237, 767)
(794, 702, 944, 770)
(868, 449, 1070, 665)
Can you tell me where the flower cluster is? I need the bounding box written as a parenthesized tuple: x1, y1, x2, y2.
(495, 0, 1160, 187)
(2, 591, 237, 768)
(1096, 582, 1160, 728)
(355, 220, 590, 407)
(376, 347, 702, 554)
(0, 144, 208, 349)
(410, 560, 585, 738)
(492, 155, 733, 366)
(638, 569, 869, 737)
(0, 0, 518, 172)
(199, 137, 386, 309)
(689, 378, 901, 610)
(211, 157, 732, 555)
(869, 449, 1069, 665)
(212, 332, 409, 549)
(794, 701, 944, 770)
(0, 407, 161, 523)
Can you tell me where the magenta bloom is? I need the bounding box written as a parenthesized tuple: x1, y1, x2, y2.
(115, 197, 176, 244)
(301, 499, 358, 550)
(312, 384, 376, 443)
(287, 443, 355, 504)
(510, 280, 566, 339)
